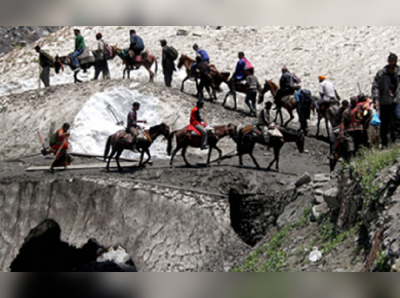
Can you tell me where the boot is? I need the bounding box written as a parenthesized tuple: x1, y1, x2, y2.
(132, 143, 138, 153)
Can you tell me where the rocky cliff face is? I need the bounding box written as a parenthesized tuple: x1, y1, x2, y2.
(0, 26, 62, 55)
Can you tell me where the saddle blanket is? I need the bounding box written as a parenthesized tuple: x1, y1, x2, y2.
(77, 48, 95, 65)
(187, 124, 214, 136)
(281, 95, 294, 104)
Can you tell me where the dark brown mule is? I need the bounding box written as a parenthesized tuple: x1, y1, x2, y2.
(257, 80, 298, 127)
(111, 46, 158, 81)
(104, 123, 170, 172)
(223, 79, 272, 111)
(177, 54, 230, 102)
(167, 124, 237, 167)
(55, 53, 96, 83)
(235, 126, 305, 171)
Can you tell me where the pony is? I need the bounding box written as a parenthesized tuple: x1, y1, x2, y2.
(167, 124, 237, 167)
(177, 54, 230, 102)
(111, 46, 158, 81)
(235, 126, 305, 171)
(103, 123, 170, 172)
(222, 80, 275, 112)
(54, 51, 97, 83)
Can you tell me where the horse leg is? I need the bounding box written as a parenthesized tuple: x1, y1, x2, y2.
(116, 150, 124, 173)
(280, 109, 285, 127)
(181, 146, 192, 167)
(142, 149, 151, 166)
(214, 145, 223, 165)
(206, 146, 213, 167)
(316, 116, 321, 137)
(249, 151, 260, 169)
(181, 76, 189, 92)
(233, 93, 237, 110)
(284, 110, 294, 127)
(275, 146, 281, 171)
(223, 92, 230, 107)
(106, 149, 116, 172)
(325, 118, 330, 139)
(170, 143, 182, 168)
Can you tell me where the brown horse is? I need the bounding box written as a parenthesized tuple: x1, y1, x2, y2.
(111, 46, 158, 82)
(177, 54, 230, 102)
(103, 123, 170, 172)
(167, 124, 237, 167)
(223, 79, 273, 112)
(236, 125, 305, 171)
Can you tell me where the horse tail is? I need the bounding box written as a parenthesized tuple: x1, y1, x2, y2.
(167, 131, 177, 156)
(104, 136, 112, 161)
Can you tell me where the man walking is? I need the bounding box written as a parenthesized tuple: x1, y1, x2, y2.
(35, 45, 54, 87)
(160, 39, 177, 87)
(372, 53, 400, 148)
(93, 33, 110, 81)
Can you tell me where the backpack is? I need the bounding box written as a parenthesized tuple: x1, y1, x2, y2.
(49, 131, 59, 147)
(104, 42, 112, 59)
(289, 73, 301, 89)
(299, 89, 312, 108)
(166, 46, 178, 61)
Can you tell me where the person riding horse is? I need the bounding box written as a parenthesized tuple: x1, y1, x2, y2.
(190, 100, 208, 150)
(273, 66, 297, 108)
(317, 75, 341, 110)
(72, 28, 86, 72)
(229, 52, 253, 93)
(127, 102, 147, 153)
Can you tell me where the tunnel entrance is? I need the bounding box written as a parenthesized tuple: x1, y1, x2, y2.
(10, 219, 136, 272)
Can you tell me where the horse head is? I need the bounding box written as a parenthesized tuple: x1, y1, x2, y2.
(110, 44, 119, 59)
(227, 123, 238, 140)
(177, 54, 187, 69)
(54, 55, 64, 74)
(258, 80, 278, 104)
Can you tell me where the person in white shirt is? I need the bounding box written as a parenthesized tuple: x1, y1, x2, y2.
(317, 75, 340, 109)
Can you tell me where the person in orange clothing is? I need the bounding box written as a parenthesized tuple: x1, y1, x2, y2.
(190, 100, 208, 150)
(50, 123, 73, 171)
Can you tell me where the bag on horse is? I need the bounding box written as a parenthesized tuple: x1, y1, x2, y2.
(289, 73, 301, 89)
(104, 42, 113, 60)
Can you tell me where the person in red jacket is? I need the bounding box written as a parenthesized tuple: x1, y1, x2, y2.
(190, 100, 208, 150)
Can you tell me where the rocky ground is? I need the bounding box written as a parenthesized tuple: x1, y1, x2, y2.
(0, 26, 61, 56)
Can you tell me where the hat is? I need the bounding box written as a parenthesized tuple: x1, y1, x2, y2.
(96, 33, 102, 39)
(74, 28, 80, 33)
(319, 75, 326, 81)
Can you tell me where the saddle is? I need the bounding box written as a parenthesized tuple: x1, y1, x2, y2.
(75, 48, 95, 65)
(187, 124, 215, 137)
(281, 95, 294, 105)
(128, 49, 150, 62)
(117, 130, 133, 143)
(242, 125, 263, 139)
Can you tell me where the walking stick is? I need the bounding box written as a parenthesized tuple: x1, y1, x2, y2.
(50, 136, 69, 172)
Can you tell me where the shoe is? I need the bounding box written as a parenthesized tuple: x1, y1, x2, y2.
(201, 145, 209, 150)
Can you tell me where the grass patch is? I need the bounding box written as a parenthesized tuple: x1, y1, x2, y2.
(231, 206, 312, 272)
(350, 146, 399, 205)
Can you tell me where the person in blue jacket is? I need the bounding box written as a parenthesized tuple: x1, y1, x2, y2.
(191, 44, 210, 79)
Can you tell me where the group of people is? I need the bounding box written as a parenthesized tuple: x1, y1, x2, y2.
(36, 28, 400, 169)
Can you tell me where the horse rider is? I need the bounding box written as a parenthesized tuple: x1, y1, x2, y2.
(273, 66, 296, 108)
(35, 45, 55, 87)
(129, 29, 145, 58)
(245, 67, 260, 116)
(50, 123, 73, 173)
(93, 33, 110, 81)
(191, 44, 210, 80)
(371, 53, 400, 149)
(72, 28, 86, 72)
(230, 52, 253, 92)
(127, 102, 147, 153)
(190, 100, 209, 150)
(317, 75, 340, 110)
(257, 101, 273, 145)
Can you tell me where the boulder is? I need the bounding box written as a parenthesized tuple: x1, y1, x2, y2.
(295, 172, 311, 188)
(311, 202, 330, 222)
(176, 29, 190, 36)
(323, 187, 340, 209)
(314, 173, 331, 183)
